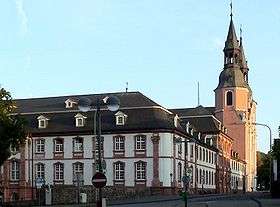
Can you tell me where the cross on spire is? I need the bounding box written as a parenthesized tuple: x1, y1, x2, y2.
(230, 0, 233, 19)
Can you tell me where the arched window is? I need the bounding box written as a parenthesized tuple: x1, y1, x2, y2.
(226, 91, 233, 106)
(177, 162, 182, 181)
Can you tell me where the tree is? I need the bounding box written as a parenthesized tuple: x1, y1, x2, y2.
(257, 151, 270, 190)
(0, 88, 26, 166)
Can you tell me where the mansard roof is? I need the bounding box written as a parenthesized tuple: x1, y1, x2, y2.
(170, 106, 215, 117)
(170, 106, 221, 134)
(14, 91, 188, 136)
(14, 91, 161, 114)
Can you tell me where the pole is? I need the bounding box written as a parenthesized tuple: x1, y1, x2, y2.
(184, 139, 188, 207)
(31, 135, 34, 203)
(252, 123, 272, 193)
(96, 99, 102, 207)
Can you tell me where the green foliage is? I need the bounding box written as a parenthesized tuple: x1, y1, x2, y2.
(257, 151, 270, 190)
(272, 141, 280, 160)
(0, 88, 26, 166)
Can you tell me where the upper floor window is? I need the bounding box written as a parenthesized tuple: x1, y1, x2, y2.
(75, 113, 87, 127)
(226, 91, 233, 106)
(178, 162, 182, 182)
(178, 143, 182, 155)
(135, 161, 146, 181)
(35, 163, 45, 180)
(135, 135, 146, 150)
(114, 162, 125, 181)
(115, 111, 127, 126)
(54, 138, 64, 153)
(73, 137, 83, 152)
(114, 136, 125, 151)
(65, 98, 77, 109)
(190, 144, 194, 158)
(10, 160, 20, 181)
(73, 162, 84, 184)
(37, 115, 49, 129)
(35, 139, 45, 153)
(54, 162, 64, 181)
(186, 122, 190, 133)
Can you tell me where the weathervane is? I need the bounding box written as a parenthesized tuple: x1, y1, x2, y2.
(230, 0, 233, 19)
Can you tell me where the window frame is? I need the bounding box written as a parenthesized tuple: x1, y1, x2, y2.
(10, 160, 20, 181)
(73, 137, 83, 152)
(135, 135, 146, 151)
(135, 161, 146, 181)
(54, 162, 64, 181)
(35, 139, 45, 153)
(114, 162, 125, 181)
(36, 163, 45, 180)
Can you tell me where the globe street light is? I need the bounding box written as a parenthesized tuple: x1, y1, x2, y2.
(78, 95, 120, 207)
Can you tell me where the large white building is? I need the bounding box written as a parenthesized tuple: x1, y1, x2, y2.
(0, 92, 230, 204)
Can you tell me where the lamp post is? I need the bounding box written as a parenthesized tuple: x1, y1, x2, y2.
(175, 137, 192, 207)
(78, 95, 120, 207)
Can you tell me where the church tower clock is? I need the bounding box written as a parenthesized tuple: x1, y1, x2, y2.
(214, 14, 257, 191)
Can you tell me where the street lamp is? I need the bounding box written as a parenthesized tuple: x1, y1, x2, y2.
(174, 137, 194, 207)
(78, 95, 120, 207)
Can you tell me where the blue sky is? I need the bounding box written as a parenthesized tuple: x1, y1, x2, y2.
(0, 0, 279, 153)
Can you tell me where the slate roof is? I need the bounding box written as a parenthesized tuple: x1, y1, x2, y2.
(170, 106, 215, 117)
(170, 106, 220, 134)
(14, 92, 161, 114)
(14, 92, 187, 136)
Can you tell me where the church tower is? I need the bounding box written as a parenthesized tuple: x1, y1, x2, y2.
(214, 13, 257, 191)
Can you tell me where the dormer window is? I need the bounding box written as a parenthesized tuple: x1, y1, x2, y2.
(37, 115, 49, 129)
(75, 113, 87, 127)
(115, 111, 127, 126)
(190, 128, 194, 136)
(186, 122, 190, 133)
(174, 115, 179, 127)
(65, 98, 77, 109)
(198, 132, 201, 140)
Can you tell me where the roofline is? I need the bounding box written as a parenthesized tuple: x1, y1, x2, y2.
(13, 91, 142, 101)
(11, 106, 173, 116)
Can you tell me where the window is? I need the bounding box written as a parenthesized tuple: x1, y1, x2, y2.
(117, 116, 124, 125)
(114, 136, 125, 151)
(203, 148, 205, 161)
(115, 111, 127, 126)
(36, 163, 45, 179)
(190, 144, 194, 158)
(39, 120, 46, 128)
(36, 139, 45, 153)
(73, 137, 83, 152)
(37, 115, 49, 129)
(114, 162, 125, 180)
(73, 162, 84, 184)
(54, 139, 63, 152)
(226, 91, 233, 106)
(135, 161, 146, 180)
(206, 149, 208, 162)
(199, 147, 202, 160)
(186, 122, 190, 133)
(54, 163, 64, 181)
(65, 99, 76, 109)
(75, 113, 86, 127)
(135, 135, 146, 150)
(178, 143, 182, 155)
(178, 162, 182, 181)
(10, 161, 19, 181)
(199, 169, 202, 184)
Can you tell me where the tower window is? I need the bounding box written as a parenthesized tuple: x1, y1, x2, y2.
(226, 91, 233, 106)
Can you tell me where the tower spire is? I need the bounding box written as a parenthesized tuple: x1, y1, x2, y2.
(230, 0, 233, 20)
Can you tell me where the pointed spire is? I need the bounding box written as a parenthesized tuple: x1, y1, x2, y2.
(225, 0, 239, 49)
(239, 25, 248, 69)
